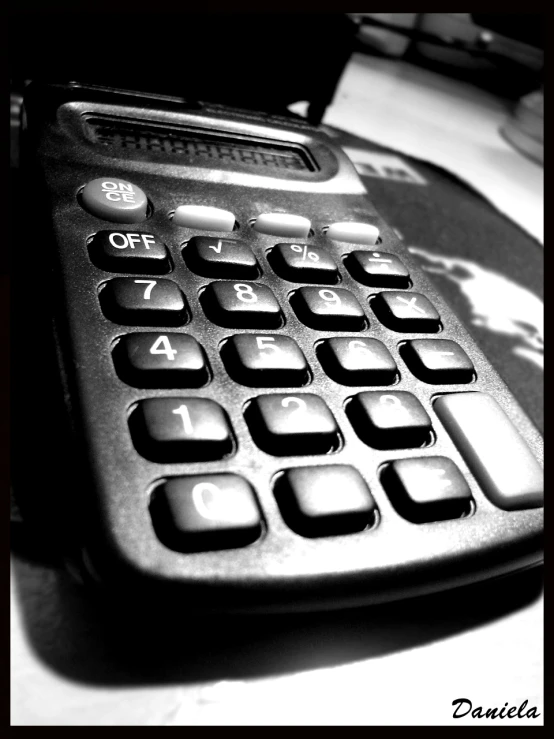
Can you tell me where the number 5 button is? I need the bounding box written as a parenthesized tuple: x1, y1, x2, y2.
(221, 334, 310, 387)
(245, 394, 341, 456)
(129, 398, 234, 461)
(113, 333, 210, 387)
(100, 278, 188, 326)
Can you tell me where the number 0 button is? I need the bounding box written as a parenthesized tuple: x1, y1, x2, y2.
(201, 282, 282, 328)
(245, 394, 341, 456)
(99, 278, 188, 326)
(113, 333, 209, 387)
(129, 398, 234, 462)
(150, 474, 262, 552)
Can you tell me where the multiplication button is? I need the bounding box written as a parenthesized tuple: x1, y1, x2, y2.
(80, 178, 148, 223)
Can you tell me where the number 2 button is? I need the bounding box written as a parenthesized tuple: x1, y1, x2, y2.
(100, 278, 188, 326)
(201, 281, 282, 328)
(245, 394, 341, 456)
(113, 333, 210, 387)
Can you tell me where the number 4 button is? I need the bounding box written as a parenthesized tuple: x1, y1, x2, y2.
(113, 333, 210, 387)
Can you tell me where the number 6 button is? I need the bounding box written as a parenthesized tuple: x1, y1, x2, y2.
(100, 278, 188, 326)
(245, 394, 341, 456)
(201, 281, 282, 328)
(129, 398, 234, 461)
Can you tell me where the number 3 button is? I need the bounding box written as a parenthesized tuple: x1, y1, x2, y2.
(113, 333, 210, 387)
(245, 393, 341, 456)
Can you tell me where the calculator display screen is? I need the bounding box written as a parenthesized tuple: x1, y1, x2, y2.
(84, 116, 317, 172)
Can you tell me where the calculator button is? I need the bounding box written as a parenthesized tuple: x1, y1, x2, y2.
(151, 474, 261, 552)
(275, 465, 376, 537)
(382, 457, 472, 523)
(372, 291, 441, 332)
(89, 231, 170, 274)
(129, 397, 234, 462)
(201, 281, 282, 328)
(347, 391, 432, 449)
(173, 205, 236, 232)
(246, 393, 341, 456)
(99, 278, 188, 326)
(318, 338, 397, 386)
(252, 213, 311, 238)
(434, 393, 543, 510)
(326, 221, 380, 245)
(402, 339, 475, 383)
(80, 178, 148, 223)
(345, 251, 410, 288)
(222, 334, 310, 387)
(268, 243, 339, 284)
(113, 333, 209, 388)
(183, 237, 258, 279)
(291, 287, 366, 331)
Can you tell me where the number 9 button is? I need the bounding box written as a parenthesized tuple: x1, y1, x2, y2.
(245, 393, 341, 456)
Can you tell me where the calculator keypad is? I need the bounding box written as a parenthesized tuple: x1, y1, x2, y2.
(222, 334, 310, 387)
(201, 281, 282, 328)
(100, 278, 188, 326)
(79, 178, 541, 567)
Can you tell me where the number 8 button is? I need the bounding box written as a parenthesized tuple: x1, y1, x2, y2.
(201, 281, 282, 328)
(245, 394, 341, 456)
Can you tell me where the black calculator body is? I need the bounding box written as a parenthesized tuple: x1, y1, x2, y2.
(14, 83, 543, 612)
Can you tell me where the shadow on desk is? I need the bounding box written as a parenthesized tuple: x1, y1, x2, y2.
(11, 526, 543, 688)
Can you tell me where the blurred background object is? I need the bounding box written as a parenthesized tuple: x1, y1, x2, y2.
(501, 89, 544, 165)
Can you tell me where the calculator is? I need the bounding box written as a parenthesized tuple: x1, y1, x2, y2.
(14, 82, 543, 612)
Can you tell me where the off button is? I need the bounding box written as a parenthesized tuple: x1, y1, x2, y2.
(80, 178, 148, 223)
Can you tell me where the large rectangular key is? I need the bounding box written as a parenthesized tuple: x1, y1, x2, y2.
(433, 393, 543, 511)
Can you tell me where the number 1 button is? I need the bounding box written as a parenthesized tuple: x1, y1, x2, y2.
(100, 278, 188, 326)
(246, 394, 341, 456)
(129, 398, 234, 461)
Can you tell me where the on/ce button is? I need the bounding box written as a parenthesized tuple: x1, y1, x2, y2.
(80, 178, 149, 223)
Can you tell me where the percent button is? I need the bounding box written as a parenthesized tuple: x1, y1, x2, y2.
(268, 243, 339, 284)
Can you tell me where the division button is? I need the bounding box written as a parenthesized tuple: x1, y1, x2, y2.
(129, 397, 234, 462)
(275, 465, 377, 537)
(345, 250, 410, 288)
(80, 178, 148, 223)
(246, 393, 341, 456)
(433, 393, 543, 510)
(347, 391, 432, 449)
(173, 205, 236, 232)
(372, 291, 441, 332)
(317, 337, 397, 386)
(113, 333, 209, 388)
(402, 339, 475, 383)
(221, 334, 310, 387)
(268, 243, 339, 284)
(326, 221, 380, 245)
(89, 231, 170, 274)
(99, 277, 188, 326)
(252, 213, 311, 238)
(150, 474, 261, 552)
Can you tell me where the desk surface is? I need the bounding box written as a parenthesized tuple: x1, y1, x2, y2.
(11, 56, 543, 726)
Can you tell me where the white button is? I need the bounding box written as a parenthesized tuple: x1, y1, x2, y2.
(252, 213, 311, 238)
(173, 205, 236, 232)
(326, 222, 380, 245)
